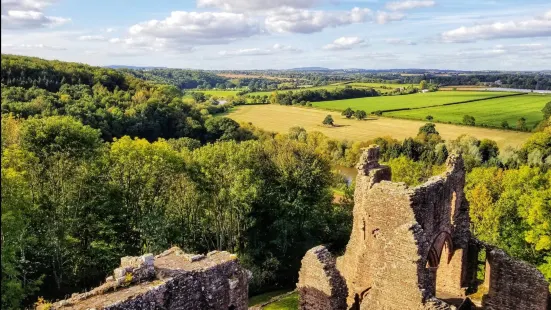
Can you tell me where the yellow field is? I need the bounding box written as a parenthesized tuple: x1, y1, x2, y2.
(227, 105, 532, 149)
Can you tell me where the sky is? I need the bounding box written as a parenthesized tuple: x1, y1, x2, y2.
(1, 0, 550, 70)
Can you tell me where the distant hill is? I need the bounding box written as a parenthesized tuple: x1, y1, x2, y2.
(106, 65, 167, 70)
(288, 67, 331, 71)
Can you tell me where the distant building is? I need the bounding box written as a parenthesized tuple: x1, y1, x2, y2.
(494, 80, 503, 86)
(421, 89, 430, 93)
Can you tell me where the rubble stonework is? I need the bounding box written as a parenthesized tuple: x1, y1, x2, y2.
(298, 145, 550, 310)
(48, 247, 249, 310)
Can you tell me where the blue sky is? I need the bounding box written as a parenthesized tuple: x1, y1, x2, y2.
(1, 0, 550, 70)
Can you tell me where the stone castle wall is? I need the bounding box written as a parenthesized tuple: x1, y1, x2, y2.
(297, 145, 550, 310)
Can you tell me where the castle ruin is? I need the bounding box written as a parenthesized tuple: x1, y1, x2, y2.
(47, 247, 249, 310)
(297, 145, 550, 310)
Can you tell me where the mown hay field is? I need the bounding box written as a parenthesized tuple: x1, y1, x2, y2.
(227, 104, 531, 149)
(312, 91, 516, 112)
(386, 93, 551, 128)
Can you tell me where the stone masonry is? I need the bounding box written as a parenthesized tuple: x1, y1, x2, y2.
(297, 145, 550, 310)
(46, 247, 250, 310)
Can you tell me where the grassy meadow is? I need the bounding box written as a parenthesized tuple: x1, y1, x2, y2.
(386, 93, 551, 128)
(312, 91, 516, 112)
(227, 104, 531, 149)
(193, 90, 240, 98)
(247, 85, 345, 97)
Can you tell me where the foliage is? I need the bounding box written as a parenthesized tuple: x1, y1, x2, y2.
(354, 110, 367, 120)
(323, 115, 334, 126)
(418, 123, 439, 136)
(463, 115, 476, 126)
(1, 55, 242, 143)
(123, 68, 229, 90)
(342, 108, 354, 119)
(271, 87, 379, 105)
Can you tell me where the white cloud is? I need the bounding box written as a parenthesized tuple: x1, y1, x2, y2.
(265, 7, 374, 33)
(128, 11, 261, 50)
(197, 0, 320, 11)
(105, 27, 115, 33)
(456, 43, 549, 58)
(375, 11, 405, 24)
(441, 10, 551, 42)
(78, 35, 107, 41)
(385, 38, 416, 45)
(1, 0, 70, 29)
(323, 36, 367, 50)
(219, 43, 301, 56)
(386, 0, 435, 11)
(1, 43, 66, 50)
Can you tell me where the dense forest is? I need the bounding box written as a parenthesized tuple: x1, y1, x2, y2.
(123, 68, 229, 90)
(270, 87, 380, 105)
(1, 55, 550, 309)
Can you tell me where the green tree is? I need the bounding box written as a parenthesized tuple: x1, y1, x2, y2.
(419, 80, 427, 90)
(501, 120, 510, 129)
(342, 108, 354, 119)
(418, 123, 439, 136)
(20, 116, 101, 160)
(354, 110, 367, 120)
(517, 117, 527, 131)
(463, 115, 476, 126)
(426, 115, 433, 121)
(323, 115, 334, 126)
(191, 92, 206, 103)
(479, 139, 499, 162)
(542, 101, 551, 119)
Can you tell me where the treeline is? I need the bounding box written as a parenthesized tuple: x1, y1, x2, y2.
(124, 68, 229, 89)
(215, 69, 551, 91)
(1, 116, 351, 308)
(1, 54, 128, 92)
(272, 87, 379, 105)
(0, 55, 244, 143)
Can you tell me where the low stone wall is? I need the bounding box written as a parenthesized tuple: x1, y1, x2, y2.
(47, 247, 250, 310)
(482, 247, 549, 310)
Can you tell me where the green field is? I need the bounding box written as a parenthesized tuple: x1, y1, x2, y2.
(312, 91, 517, 113)
(192, 90, 240, 98)
(386, 93, 551, 128)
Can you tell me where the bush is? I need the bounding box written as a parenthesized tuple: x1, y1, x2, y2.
(355, 110, 367, 120)
(342, 108, 354, 119)
(323, 115, 334, 126)
(463, 115, 476, 126)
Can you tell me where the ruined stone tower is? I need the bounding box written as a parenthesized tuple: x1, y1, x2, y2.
(297, 145, 550, 310)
